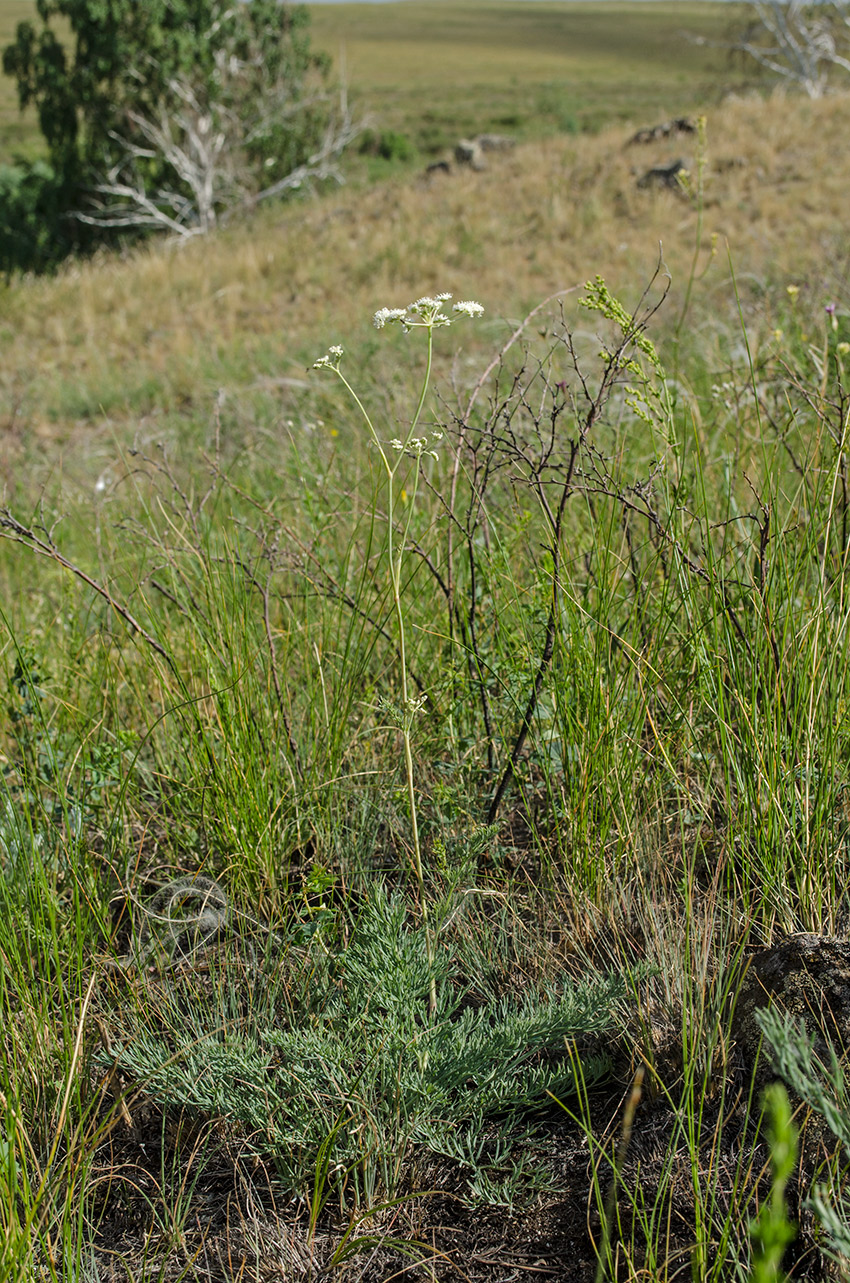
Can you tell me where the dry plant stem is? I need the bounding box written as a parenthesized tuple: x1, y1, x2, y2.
(446, 289, 578, 766)
(594, 1065, 645, 1283)
(0, 507, 173, 668)
(332, 354, 437, 1013)
(484, 280, 659, 822)
(444, 283, 666, 822)
(486, 454, 576, 824)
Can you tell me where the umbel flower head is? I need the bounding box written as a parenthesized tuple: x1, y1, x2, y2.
(373, 293, 484, 331)
(313, 296, 484, 368)
(312, 344, 344, 371)
(453, 300, 485, 318)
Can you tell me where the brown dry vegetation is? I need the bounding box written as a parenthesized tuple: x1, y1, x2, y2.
(2, 87, 848, 478)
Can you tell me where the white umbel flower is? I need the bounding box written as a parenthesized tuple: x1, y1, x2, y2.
(369, 294, 483, 332)
(452, 300, 484, 317)
(312, 345, 344, 370)
(373, 307, 408, 330)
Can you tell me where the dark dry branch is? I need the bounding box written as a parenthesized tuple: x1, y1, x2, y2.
(487, 443, 578, 825)
(481, 275, 671, 822)
(442, 291, 581, 768)
(0, 506, 173, 666)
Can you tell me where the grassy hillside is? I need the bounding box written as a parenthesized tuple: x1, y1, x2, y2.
(0, 1, 747, 165)
(5, 15, 850, 1283)
(2, 89, 847, 481)
(307, 1, 747, 147)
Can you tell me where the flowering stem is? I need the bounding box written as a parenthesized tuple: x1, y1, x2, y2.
(330, 362, 436, 1013)
(313, 299, 483, 1019)
(409, 325, 434, 439)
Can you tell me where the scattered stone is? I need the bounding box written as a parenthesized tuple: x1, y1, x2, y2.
(454, 138, 487, 171)
(428, 135, 514, 180)
(714, 155, 748, 173)
(475, 133, 516, 153)
(637, 158, 689, 191)
(628, 116, 697, 146)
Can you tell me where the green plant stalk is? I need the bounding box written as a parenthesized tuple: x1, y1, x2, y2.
(331, 348, 437, 1012)
(747, 1084, 797, 1283)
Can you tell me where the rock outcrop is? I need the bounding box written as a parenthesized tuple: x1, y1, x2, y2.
(733, 933, 850, 1089)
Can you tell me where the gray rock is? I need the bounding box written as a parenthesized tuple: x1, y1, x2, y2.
(475, 133, 516, 153)
(628, 117, 697, 146)
(732, 933, 850, 1096)
(454, 138, 486, 171)
(637, 158, 689, 191)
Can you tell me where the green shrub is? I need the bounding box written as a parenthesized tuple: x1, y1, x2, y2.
(105, 888, 626, 1206)
(0, 161, 80, 276)
(358, 129, 417, 163)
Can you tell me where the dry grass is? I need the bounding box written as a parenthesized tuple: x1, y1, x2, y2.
(2, 86, 849, 484)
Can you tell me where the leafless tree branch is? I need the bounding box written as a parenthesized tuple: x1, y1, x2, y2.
(76, 69, 361, 238)
(694, 0, 850, 98)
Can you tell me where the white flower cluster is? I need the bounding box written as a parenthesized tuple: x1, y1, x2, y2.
(312, 344, 344, 370)
(711, 380, 737, 411)
(390, 431, 442, 460)
(373, 308, 409, 330)
(453, 300, 485, 318)
(377, 693, 427, 728)
(372, 293, 484, 331)
(404, 692, 428, 718)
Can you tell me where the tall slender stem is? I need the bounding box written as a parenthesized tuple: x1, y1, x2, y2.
(334, 345, 437, 1012)
(316, 303, 482, 1016)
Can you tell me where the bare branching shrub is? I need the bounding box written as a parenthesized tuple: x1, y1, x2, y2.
(695, 1, 850, 98)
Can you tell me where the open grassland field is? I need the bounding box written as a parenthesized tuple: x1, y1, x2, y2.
(306, 2, 752, 152)
(8, 7, 850, 1282)
(0, 2, 751, 166)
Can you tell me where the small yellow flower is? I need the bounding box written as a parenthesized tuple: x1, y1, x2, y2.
(773, 328, 784, 341)
(330, 428, 338, 438)
(786, 284, 799, 299)
(400, 489, 408, 503)
(838, 342, 850, 356)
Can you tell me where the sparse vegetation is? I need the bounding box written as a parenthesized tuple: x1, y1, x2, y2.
(5, 4, 850, 1280)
